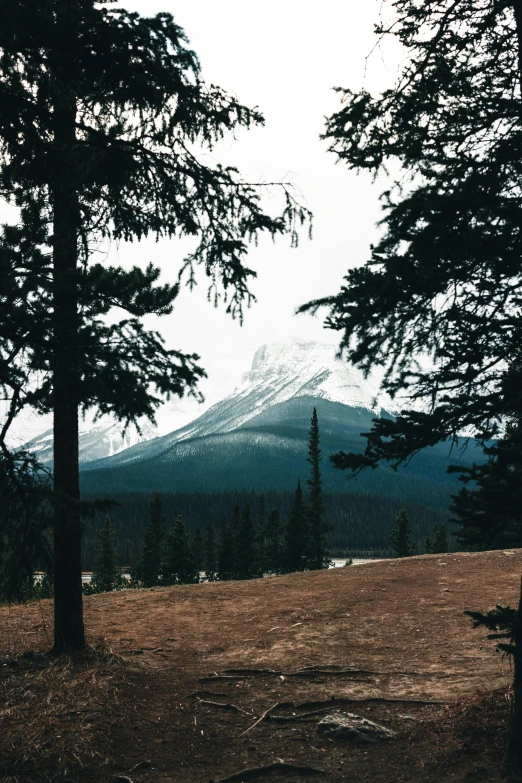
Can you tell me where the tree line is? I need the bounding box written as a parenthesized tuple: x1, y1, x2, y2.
(78, 490, 452, 569)
(90, 408, 332, 589)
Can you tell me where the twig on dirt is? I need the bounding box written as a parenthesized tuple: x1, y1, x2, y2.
(197, 699, 253, 715)
(213, 761, 325, 782)
(187, 690, 228, 699)
(239, 702, 296, 737)
(128, 761, 152, 773)
(267, 627, 281, 632)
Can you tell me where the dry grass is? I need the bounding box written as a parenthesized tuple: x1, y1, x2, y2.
(0, 551, 521, 782)
(0, 645, 122, 781)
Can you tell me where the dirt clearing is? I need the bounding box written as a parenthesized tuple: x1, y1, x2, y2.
(1, 550, 521, 782)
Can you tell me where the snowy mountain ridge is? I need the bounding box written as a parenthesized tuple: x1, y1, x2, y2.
(241, 339, 393, 412)
(24, 416, 158, 465)
(81, 338, 395, 470)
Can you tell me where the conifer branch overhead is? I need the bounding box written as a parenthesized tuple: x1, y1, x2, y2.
(299, 0, 522, 470)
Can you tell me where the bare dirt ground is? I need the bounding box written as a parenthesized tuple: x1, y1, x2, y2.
(1, 550, 521, 783)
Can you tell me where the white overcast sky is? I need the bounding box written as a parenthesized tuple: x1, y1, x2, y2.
(119, 1, 400, 404)
(6, 1, 404, 441)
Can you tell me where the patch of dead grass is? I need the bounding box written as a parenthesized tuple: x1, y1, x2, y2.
(0, 646, 123, 781)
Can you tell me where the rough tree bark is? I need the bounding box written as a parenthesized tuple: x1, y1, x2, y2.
(51, 0, 85, 652)
(504, 578, 522, 776)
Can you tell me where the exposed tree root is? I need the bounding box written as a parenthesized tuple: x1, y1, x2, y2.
(239, 703, 295, 737)
(237, 694, 445, 737)
(197, 699, 253, 715)
(213, 761, 325, 782)
(187, 690, 228, 699)
(293, 665, 374, 674)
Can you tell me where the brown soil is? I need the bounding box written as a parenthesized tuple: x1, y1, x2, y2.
(1, 550, 521, 783)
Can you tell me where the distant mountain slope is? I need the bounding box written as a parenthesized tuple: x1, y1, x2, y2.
(83, 338, 394, 470)
(81, 396, 479, 507)
(25, 416, 157, 465)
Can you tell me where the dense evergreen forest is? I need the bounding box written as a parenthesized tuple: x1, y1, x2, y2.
(81, 490, 452, 569)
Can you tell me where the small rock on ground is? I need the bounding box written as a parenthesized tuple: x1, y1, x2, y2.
(317, 712, 396, 742)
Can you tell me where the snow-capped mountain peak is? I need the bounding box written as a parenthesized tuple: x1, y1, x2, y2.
(241, 338, 391, 413)
(82, 338, 394, 469)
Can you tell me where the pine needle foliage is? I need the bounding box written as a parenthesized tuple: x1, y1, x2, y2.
(450, 415, 522, 551)
(299, 1, 522, 474)
(465, 579, 522, 775)
(390, 508, 416, 558)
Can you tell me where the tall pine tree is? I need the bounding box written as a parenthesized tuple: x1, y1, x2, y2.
(284, 479, 308, 573)
(217, 515, 234, 582)
(236, 505, 257, 580)
(161, 515, 198, 586)
(203, 523, 217, 582)
(87, 516, 126, 594)
(0, 0, 310, 651)
(263, 508, 285, 575)
(133, 494, 166, 587)
(191, 525, 204, 576)
(306, 408, 331, 570)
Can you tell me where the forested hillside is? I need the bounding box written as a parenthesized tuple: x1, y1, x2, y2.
(81, 397, 481, 507)
(81, 489, 451, 569)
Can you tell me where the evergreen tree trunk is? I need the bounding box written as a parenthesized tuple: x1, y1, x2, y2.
(51, 0, 85, 652)
(504, 577, 522, 775)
